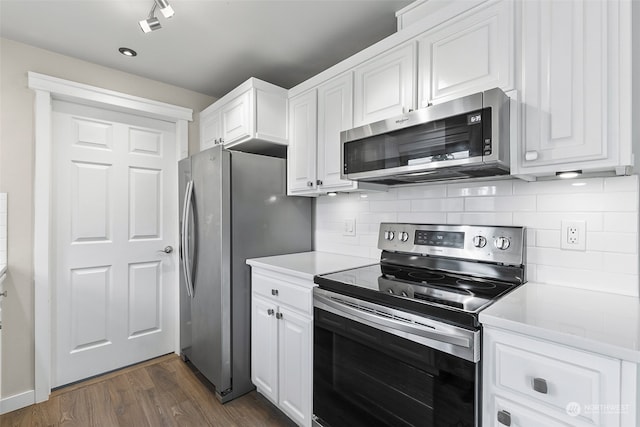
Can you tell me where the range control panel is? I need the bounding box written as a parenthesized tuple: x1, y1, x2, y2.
(378, 223, 525, 266)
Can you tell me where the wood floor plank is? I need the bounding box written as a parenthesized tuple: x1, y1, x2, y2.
(0, 354, 293, 427)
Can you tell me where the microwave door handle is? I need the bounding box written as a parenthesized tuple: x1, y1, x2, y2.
(315, 293, 471, 348)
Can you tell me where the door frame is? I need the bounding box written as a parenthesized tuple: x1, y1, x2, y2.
(28, 72, 192, 403)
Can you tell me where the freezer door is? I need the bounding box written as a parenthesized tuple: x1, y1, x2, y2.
(189, 146, 232, 394)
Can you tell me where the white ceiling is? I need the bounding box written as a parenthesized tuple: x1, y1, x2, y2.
(0, 0, 412, 98)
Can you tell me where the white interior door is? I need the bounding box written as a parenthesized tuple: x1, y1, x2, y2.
(51, 100, 177, 387)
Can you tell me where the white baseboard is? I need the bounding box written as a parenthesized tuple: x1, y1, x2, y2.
(0, 390, 35, 415)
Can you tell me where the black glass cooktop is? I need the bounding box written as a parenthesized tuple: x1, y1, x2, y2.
(314, 262, 520, 329)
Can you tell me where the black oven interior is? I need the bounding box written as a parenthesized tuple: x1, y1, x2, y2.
(314, 308, 477, 427)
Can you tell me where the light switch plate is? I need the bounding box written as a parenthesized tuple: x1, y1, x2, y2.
(343, 218, 356, 236)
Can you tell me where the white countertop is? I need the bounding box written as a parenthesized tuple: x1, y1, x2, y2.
(480, 282, 640, 363)
(246, 251, 377, 281)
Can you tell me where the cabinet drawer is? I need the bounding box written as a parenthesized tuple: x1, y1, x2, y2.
(488, 329, 620, 426)
(252, 273, 313, 314)
(487, 395, 571, 427)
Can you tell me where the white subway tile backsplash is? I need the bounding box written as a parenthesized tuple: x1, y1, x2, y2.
(604, 212, 639, 232)
(411, 198, 463, 212)
(464, 195, 536, 212)
(446, 212, 513, 225)
(513, 178, 604, 195)
(314, 176, 639, 296)
(535, 229, 561, 248)
(447, 180, 513, 197)
(369, 199, 411, 212)
(537, 192, 638, 212)
(587, 232, 638, 254)
(604, 175, 639, 192)
(397, 212, 447, 224)
(397, 185, 447, 199)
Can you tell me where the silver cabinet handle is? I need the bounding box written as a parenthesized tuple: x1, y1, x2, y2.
(532, 377, 548, 394)
(0, 290, 6, 298)
(276, 312, 283, 320)
(525, 150, 538, 161)
(316, 179, 323, 186)
(271, 289, 279, 296)
(158, 246, 173, 254)
(267, 309, 274, 316)
(306, 181, 313, 187)
(497, 410, 511, 426)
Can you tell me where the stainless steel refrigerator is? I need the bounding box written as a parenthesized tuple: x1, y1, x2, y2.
(178, 146, 312, 402)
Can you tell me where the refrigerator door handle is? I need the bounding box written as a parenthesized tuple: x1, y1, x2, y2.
(181, 180, 195, 298)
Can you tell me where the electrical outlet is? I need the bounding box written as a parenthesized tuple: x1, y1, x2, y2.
(561, 220, 586, 251)
(343, 218, 356, 236)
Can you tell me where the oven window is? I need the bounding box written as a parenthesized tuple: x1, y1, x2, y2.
(314, 308, 476, 427)
(343, 108, 490, 175)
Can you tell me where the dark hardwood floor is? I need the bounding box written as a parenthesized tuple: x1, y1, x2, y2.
(0, 354, 296, 427)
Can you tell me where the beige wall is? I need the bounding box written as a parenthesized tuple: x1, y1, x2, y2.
(0, 37, 215, 399)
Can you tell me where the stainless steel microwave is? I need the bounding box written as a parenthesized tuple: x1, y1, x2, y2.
(341, 88, 510, 184)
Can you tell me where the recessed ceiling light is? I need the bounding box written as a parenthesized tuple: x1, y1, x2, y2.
(119, 47, 137, 57)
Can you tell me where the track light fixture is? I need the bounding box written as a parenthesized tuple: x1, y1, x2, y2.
(139, 0, 174, 33)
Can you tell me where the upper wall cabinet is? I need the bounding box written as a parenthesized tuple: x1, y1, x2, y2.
(353, 43, 417, 127)
(514, 0, 633, 177)
(316, 72, 357, 191)
(417, 0, 514, 107)
(287, 90, 318, 194)
(200, 78, 288, 157)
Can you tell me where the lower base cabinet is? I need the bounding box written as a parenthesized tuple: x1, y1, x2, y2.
(483, 326, 637, 427)
(250, 269, 313, 427)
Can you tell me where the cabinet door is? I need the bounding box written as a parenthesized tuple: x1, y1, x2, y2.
(200, 109, 221, 150)
(317, 73, 357, 191)
(353, 43, 416, 127)
(418, 0, 514, 107)
(287, 90, 318, 194)
(251, 295, 278, 403)
(221, 90, 251, 145)
(278, 307, 312, 427)
(519, 0, 614, 170)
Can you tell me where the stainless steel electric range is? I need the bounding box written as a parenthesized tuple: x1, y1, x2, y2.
(312, 223, 526, 427)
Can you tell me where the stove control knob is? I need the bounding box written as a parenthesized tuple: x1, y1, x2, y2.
(401, 291, 408, 297)
(472, 235, 487, 248)
(494, 236, 511, 250)
(399, 231, 410, 242)
(387, 288, 394, 294)
(384, 230, 395, 241)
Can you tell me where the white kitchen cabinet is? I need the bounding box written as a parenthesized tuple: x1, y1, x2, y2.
(200, 107, 221, 150)
(316, 72, 357, 191)
(417, 0, 514, 107)
(250, 269, 313, 427)
(199, 78, 288, 155)
(353, 43, 416, 127)
(287, 90, 318, 194)
(514, 0, 633, 177)
(483, 326, 624, 427)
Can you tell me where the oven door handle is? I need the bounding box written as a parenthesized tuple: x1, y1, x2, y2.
(314, 292, 473, 349)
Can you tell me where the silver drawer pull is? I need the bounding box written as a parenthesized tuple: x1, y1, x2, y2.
(532, 377, 548, 394)
(267, 309, 274, 316)
(271, 289, 279, 296)
(276, 312, 283, 320)
(497, 410, 511, 426)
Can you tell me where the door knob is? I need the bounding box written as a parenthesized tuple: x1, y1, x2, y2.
(158, 246, 174, 254)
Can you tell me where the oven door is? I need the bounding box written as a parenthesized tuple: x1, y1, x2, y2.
(313, 288, 480, 427)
